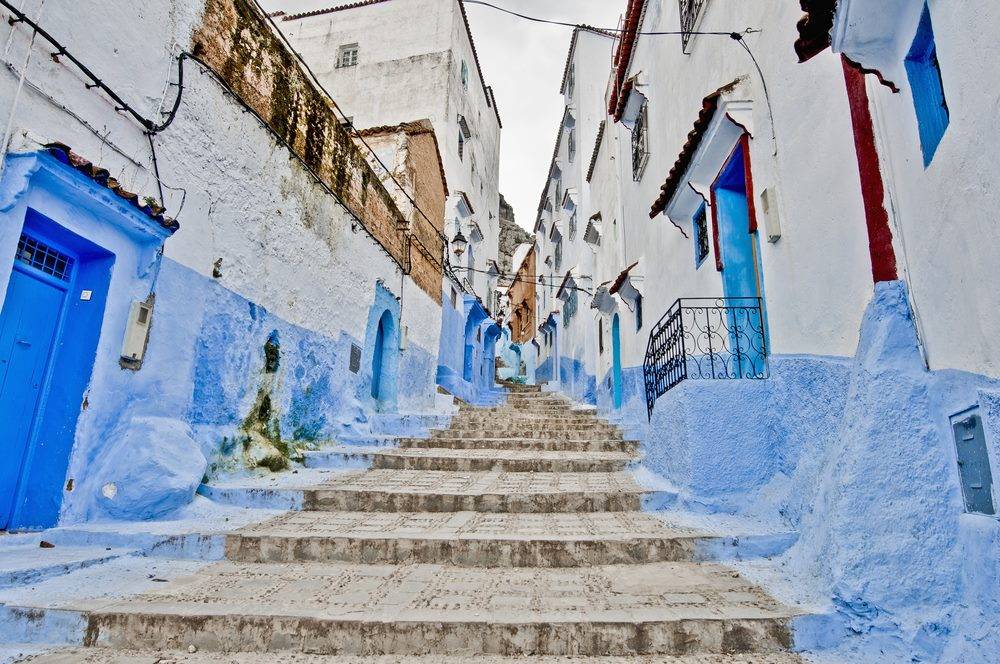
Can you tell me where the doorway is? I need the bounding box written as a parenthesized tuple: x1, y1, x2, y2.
(1, 217, 113, 530)
(711, 138, 767, 374)
(371, 310, 393, 403)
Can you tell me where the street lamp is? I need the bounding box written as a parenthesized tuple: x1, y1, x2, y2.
(452, 230, 468, 257)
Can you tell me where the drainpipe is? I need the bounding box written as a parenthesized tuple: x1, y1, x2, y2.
(840, 55, 898, 284)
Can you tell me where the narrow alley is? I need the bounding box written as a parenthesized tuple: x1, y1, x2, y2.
(1, 0, 998, 662)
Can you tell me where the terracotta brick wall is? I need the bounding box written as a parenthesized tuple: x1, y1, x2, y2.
(508, 246, 536, 343)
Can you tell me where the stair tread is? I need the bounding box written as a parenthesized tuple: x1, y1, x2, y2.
(372, 447, 636, 461)
(67, 560, 799, 623)
(25, 649, 806, 663)
(304, 470, 646, 496)
(231, 510, 701, 542)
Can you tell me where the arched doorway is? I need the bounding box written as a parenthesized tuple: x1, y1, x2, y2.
(371, 310, 395, 403)
(611, 313, 623, 409)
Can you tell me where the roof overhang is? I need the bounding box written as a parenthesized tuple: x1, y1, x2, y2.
(454, 190, 475, 217)
(609, 260, 645, 310)
(590, 283, 617, 314)
(555, 267, 579, 301)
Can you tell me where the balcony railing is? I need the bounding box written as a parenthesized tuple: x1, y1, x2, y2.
(643, 297, 768, 418)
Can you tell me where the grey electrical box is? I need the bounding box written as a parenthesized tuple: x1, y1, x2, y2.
(120, 300, 152, 367)
(759, 186, 782, 243)
(951, 409, 996, 515)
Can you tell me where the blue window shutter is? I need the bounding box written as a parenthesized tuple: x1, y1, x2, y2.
(905, 3, 949, 167)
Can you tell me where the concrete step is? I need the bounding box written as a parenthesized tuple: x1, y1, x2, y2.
(21, 648, 803, 664)
(26, 649, 807, 662)
(451, 414, 614, 426)
(224, 511, 707, 567)
(371, 447, 636, 473)
(430, 423, 622, 440)
(69, 560, 799, 656)
(301, 470, 646, 513)
(400, 436, 639, 454)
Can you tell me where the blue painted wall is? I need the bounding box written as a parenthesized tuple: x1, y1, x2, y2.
(436, 285, 502, 405)
(0, 152, 444, 528)
(583, 281, 1000, 662)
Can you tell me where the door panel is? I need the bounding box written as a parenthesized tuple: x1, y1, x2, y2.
(0, 268, 66, 527)
(612, 314, 623, 409)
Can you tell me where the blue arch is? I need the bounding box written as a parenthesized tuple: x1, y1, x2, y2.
(363, 282, 401, 412)
(612, 313, 623, 409)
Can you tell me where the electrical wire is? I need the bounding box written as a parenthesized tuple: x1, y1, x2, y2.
(451, 264, 595, 295)
(463, 1, 757, 37)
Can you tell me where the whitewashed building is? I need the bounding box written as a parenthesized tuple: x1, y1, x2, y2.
(272, 0, 503, 304)
(0, 0, 452, 530)
(532, 26, 617, 403)
(527, 1, 1000, 661)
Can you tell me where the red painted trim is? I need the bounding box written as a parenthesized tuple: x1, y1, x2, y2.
(740, 134, 759, 234)
(841, 55, 898, 283)
(709, 187, 723, 272)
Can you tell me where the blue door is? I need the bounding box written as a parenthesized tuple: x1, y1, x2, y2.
(611, 314, 623, 409)
(371, 315, 387, 401)
(712, 142, 766, 377)
(1, 266, 67, 528)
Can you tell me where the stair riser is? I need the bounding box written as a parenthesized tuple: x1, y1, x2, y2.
(371, 455, 629, 473)
(431, 420, 621, 438)
(302, 490, 642, 513)
(430, 431, 623, 442)
(399, 439, 638, 454)
(224, 535, 698, 567)
(84, 613, 793, 656)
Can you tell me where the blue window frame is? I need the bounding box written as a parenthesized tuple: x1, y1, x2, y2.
(692, 203, 710, 267)
(905, 3, 949, 167)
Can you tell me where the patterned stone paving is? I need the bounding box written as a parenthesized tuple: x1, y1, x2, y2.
(233, 510, 693, 541)
(12, 385, 804, 659)
(312, 469, 644, 495)
(27, 650, 805, 663)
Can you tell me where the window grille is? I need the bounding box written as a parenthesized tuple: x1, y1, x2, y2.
(632, 101, 649, 181)
(16, 234, 73, 282)
(678, 0, 709, 53)
(461, 60, 469, 90)
(337, 43, 359, 68)
(569, 211, 577, 240)
(635, 294, 643, 331)
(563, 290, 577, 326)
(554, 239, 562, 271)
(458, 131, 465, 161)
(568, 128, 576, 163)
(694, 204, 710, 266)
(598, 321, 604, 354)
(567, 64, 576, 97)
(349, 344, 362, 373)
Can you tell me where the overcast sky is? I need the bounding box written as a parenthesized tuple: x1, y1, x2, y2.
(464, 1, 624, 230)
(261, 0, 625, 231)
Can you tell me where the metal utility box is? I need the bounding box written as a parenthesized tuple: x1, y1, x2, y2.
(951, 409, 996, 516)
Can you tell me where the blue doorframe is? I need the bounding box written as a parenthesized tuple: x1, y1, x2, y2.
(611, 313, 623, 409)
(0, 211, 114, 530)
(711, 138, 768, 374)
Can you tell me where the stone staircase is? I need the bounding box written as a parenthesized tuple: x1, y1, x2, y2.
(18, 384, 805, 663)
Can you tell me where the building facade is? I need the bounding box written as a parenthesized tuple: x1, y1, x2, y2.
(523, 1, 1000, 661)
(0, 0, 454, 531)
(274, 0, 503, 304)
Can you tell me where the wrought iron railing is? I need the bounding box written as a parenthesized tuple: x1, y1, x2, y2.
(643, 297, 768, 418)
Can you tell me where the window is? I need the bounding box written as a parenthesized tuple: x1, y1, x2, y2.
(598, 321, 604, 354)
(635, 294, 643, 331)
(461, 60, 469, 90)
(349, 344, 362, 373)
(563, 290, 577, 327)
(568, 128, 577, 163)
(555, 179, 562, 206)
(905, 3, 949, 167)
(554, 239, 562, 271)
(569, 210, 577, 240)
(337, 43, 359, 68)
(450, 287, 458, 308)
(632, 101, 649, 181)
(458, 131, 465, 161)
(567, 64, 576, 97)
(678, 0, 709, 53)
(693, 203, 710, 267)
